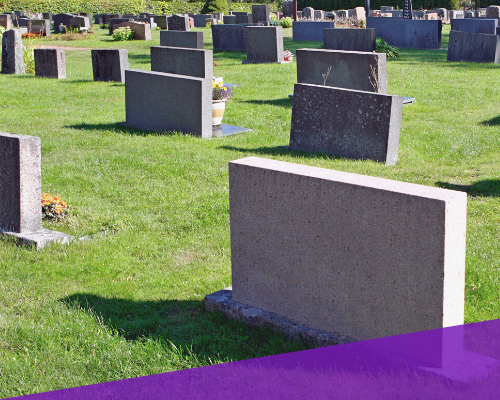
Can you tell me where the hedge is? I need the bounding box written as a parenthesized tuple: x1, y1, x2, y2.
(297, 0, 500, 11)
(0, 0, 276, 15)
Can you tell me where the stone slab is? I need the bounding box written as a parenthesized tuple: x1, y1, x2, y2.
(447, 30, 500, 63)
(451, 18, 498, 34)
(229, 156, 467, 342)
(113, 21, 151, 41)
(192, 14, 211, 27)
(168, 14, 190, 31)
(1, 29, 24, 75)
(91, 49, 129, 83)
(34, 48, 66, 79)
(0, 14, 11, 30)
(0, 132, 41, 233)
(296, 49, 387, 94)
(212, 24, 247, 51)
(223, 15, 237, 24)
(53, 13, 74, 33)
(156, 15, 167, 29)
(150, 46, 213, 79)
(366, 18, 442, 49)
(252, 4, 269, 23)
(125, 69, 212, 138)
(289, 84, 402, 164)
(293, 21, 335, 41)
(108, 17, 133, 34)
(244, 26, 284, 63)
(205, 288, 352, 345)
(323, 28, 376, 52)
(4, 228, 74, 249)
(159, 30, 204, 49)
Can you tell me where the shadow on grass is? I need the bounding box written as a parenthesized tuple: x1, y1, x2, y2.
(218, 145, 341, 160)
(61, 293, 311, 361)
(129, 53, 151, 64)
(241, 99, 293, 108)
(67, 123, 179, 137)
(480, 116, 500, 126)
(436, 180, 500, 197)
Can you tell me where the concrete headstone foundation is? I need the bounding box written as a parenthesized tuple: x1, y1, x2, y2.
(0, 132, 73, 248)
(159, 30, 204, 49)
(125, 69, 212, 138)
(296, 49, 387, 93)
(227, 156, 467, 342)
(150, 46, 213, 79)
(289, 84, 402, 164)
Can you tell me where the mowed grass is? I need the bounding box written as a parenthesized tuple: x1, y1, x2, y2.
(0, 24, 499, 397)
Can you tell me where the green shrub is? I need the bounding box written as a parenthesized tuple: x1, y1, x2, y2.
(112, 26, 134, 41)
(200, 0, 228, 15)
(279, 16, 293, 28)
(376, 38, 399, 58)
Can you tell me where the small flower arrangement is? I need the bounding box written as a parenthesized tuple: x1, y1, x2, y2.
(21, 32, 40, 39)
(212, 80, 233, 101)
(42, 193, 69, 220)
(284, 50, 294, 62)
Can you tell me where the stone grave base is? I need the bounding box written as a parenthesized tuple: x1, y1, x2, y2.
(204, 287, 354, 346)
(3, 228, 74, 249)
(242, 60, 291, 64)
(121, 122, 252, 139)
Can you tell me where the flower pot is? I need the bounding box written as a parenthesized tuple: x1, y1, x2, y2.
(212, 100, 226, 126)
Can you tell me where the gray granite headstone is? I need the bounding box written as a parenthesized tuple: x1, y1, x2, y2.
(159, 30, 204, 49)
(192, 14, 212, 27)
(252, 5, 269, 23)
(302, 7, 314, 19)
(223, 15, 237, 24)
(243, 26, 285, 63)
(167, 14, 190, 31)
(2, 29, 24, 75)
(53, 13, 74, 33)
(34, 49, 66, 79)
(289, 84, 403, 164)
(150, 46, 213, 79)
(156, 15, 167, 29)
(447, 30, 500, 63)
(323, 28, 376, 52)
(212, 24, 247, 51)
(0, 14, 12, 29)
(91, 49, 129, 83)
(282, 1, 294, 18)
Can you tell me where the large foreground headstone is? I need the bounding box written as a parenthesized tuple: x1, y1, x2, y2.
(91, 49, 129, 83)
(366, 18, 442, 49)
(228, 156, 467, 342)
(243, 26, 285, 64)
(159, 31, 204, 49)
(212, 24, 247, 51)
(289, 84, 402, 164)
(125, 70, 212, 138)
(150, 46, 213, 79)
(447, 30, 500, 63)
(0, 132, 73, 248)
(323, 28, 376, 52)
(293, 21, 335, 41)
(1, 29, 24, 75)
(296, 49, 387, 93)
(34, 49, 66, 79)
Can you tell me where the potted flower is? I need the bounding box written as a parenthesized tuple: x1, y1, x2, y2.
(212, 79, 233, 126)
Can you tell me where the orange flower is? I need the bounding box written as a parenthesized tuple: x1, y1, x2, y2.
(54, 204, 64, 214)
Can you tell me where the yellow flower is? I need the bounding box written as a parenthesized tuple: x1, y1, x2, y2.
(54, 204, 64, 214)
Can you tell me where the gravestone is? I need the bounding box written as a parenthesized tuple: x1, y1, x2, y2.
(113, 21, 151, 41)
(227, 156, 466, 342)
(212, 24, 247, 51)
(302, 7, 314, 19)
(125, 70, 212, 138)
(252, 5, 269, 23)
(53, 13, 74, 33)
(223, 15, 237, 24)
(108, 18, 133, 34)
(337, 10, 348, 18)
(168, 14, 190, 31)
(366, 18, 442, 49)
(68, 16, 90, 30)
(289, 84, 402, 164)
(159, 30, 204, 49)
(354, 7, 366, 20)
(134, 17, 157, 29)
(42, 12, 52, 23)
(380, 6, 393, 11)
(436, 8, 447, 19)
(323, 28, 376, 52)
(0, 132, 73, 248)
(156, 15, 167, 29)
(314, 10, 324, 20)
(236, 14, 253, 24)
(282, 0, 294, 18)
(243, 26, 285, 64)
(192, 14, 212, 27)
(91, 49, 128, 83)
(451, 18, 498, 34)
(150, 46, 213, 79)
(447, 30, 500, 63)
(486, 6, 500, 18)
(293, 21, 335, 41)
(449, 10, 464, 19)
(296, 49, 387, 93)
(0, 14, 12, 29)
(425, 12, 439, 20)
(389, 10, 404, 17)
(1, 29, 24, 75)
(30, 19, 51, 36)
(34, 49, 66, 79)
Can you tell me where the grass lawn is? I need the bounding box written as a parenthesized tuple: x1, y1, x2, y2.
(0, 24, 499, 397)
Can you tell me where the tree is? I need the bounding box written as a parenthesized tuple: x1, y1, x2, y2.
(201, 0, 229, 15)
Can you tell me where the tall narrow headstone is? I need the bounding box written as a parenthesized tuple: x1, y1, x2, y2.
(1, 29, 24, 75)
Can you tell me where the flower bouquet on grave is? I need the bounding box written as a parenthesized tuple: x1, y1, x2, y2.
(42, 193, 69, 220)
(212, 80, 234, 126)
(284, 50, 294, 62)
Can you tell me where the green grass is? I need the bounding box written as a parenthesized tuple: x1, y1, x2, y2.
(0, 24, 499, 397)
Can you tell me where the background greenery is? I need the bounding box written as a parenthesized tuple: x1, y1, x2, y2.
(0, 24, 499, 397)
